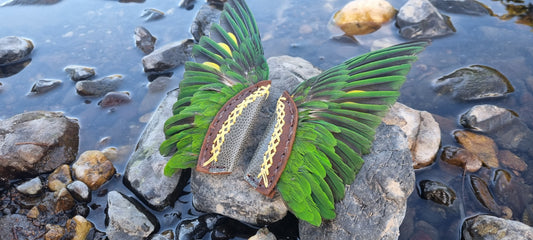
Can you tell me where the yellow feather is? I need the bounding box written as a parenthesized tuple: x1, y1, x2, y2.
(228, 32, 238, 47)
(218, 43, 232, 57)
(347, 90, 365, 93)
(203, 62, 220, 71)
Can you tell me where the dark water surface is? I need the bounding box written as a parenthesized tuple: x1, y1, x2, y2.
(1, 0, 532, 239)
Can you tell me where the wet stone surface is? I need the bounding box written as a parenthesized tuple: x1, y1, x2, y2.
(396, 0, 456, 39)
(98, 91, 132, 108)
(75, 74, 123, 97)
(0, 36, 34, 65)
(142, 39, 193, 72)
(190, 4, 221, 42)
(30, 79, 62, 94)
(64, 65, 95, 81)
(429, 0, 491, 15)
(418, 180, 456, 206)
(134, 26, 157, 54)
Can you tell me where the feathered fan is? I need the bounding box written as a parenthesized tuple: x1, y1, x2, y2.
(160, 0, 428, 226)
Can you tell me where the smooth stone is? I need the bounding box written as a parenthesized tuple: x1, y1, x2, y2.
(147, 75, 171, 92)
(249, 227, 277, 240)
(45, 224, 65, 240)
(47, 164, 73, 192)
(151, 230, 174, 240)
(27, 206, 40, 218)
(191, 4, 221, 41)
(72, 150, 115, 190)
(75, 74, 123, 97)
(429, 0, 491, 15)
(332, 0, 396, 35)
(434, 65, 514, 101)
(67, 180, 91, 202)
(462, 215, 533, 239)
(440, 146, 482, 172)
(16, 176, 43, 195)
(98, 91, 131, 107)
(134, 26, 157, 54)
(54, 187, 75, 213)
(142, 39, 193, 72)
(0, 0, 60, 6)
(470, 175, 502, 215)
(384, 102, 441, 169)
(300, 124, 414, 240)
(64, 65, 95, 81)
(0, 58, 31, 78)
(498, 150, 527, 172)
(65, 215, 93, 240)
(0, 111, 79, 179)
(179, 0, 195, 10)
(141, 8, 164, 21)
(176, 214, 220, 240)
(454, 130, 499, 168)
(0, 36, 34, 65)
(30, 79, 62, 94)
(124, 89, 182, 210)
(396, 0, 455, 39)
(106, 191, 157, 240)
(418, 180, 456, 206)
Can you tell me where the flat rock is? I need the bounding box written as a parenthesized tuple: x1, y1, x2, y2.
(30, 79, 62, 94)
(64, 65, 95, 81)
(0, 36, 34, 65)
(384, 102, 441, 169)
(429, 0, 491, 15)
(454, 130, 499, 168)
(462, 215, 533, 239)
(124, 89, 183, 210)
(98, 91, 131, 107)
(75, 74, 123, 97)
(16, 176, 43, 195)
(299, 124, 415, 240)
(142, 39, 193, 72)
(0, 111, 79, 179)
(106, 191, 157, 240)
(396, 0, 455, 39)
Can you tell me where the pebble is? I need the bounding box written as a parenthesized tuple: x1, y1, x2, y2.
(16, 176, 43, 195)
(332, 0, 395, 35)
(498, 150, 527, 172)
(66, 215, 93, 240)
(72, 150, 116, 190)
(67, 180, 91, 202)
(454, 130, 499, 168)
(134, 26, 157, 54)
(54, 187, 76, 213)
(142, 8, 164, 21)
(0, 36, 34, 65)
(64, 65, 95, 81)
(418, 180, 456, 206)
(30, 79, 62, 94)
(47, 164, 73, 192)
(45, 224, 66, 240)
(440, 146, 482, 172)
(75, 74, 123, 97)
(98, 91, 131, 107)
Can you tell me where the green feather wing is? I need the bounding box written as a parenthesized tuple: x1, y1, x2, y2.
(278, 41, 429, 226)
(160, 0, 268, 176)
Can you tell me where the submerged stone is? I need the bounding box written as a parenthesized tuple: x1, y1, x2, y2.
(75, 74, 123, 97)
(429, 0, 492, 15)
(64, 65, 95, 81)
(396, 0, 456, 39)
(332, 0, 396, 35)
(454, 130, 499, 168)
(141, 8, 164, 21)
(98, 91, 131, 107)
(142, 39, 193, 72)
(462, 215, 533, 239)
(440, 146, 482, 172)
(0, 36, 34, 65)
(418, 180, 456, 206)
(470, 175, 502, 215)
(30, 79, 62, 94)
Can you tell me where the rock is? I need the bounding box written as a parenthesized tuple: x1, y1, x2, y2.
(147, 75, 171, 92)
(141, 8, 164, 21)
(134, 26, 157, 54)
(47, 164, 73, 192)
(142, 39, 193, 72)
(332, 0, 396, 35)
(492, 169, 526, 215)
(429, 0, 491, 15)
(440, 146, 482, 172)
(299, 124, 414, 240)
(65, 215, 93, 240)
(0, 58, 31, 78)
(106, 191, 157, 240)
(67, 180, 91, 202)
(16, 176, 43, 195)
(27, 206, 40, 218)
(179, 0, 196, 10)
(0, 111, 79, 179)
(0, 0, 60, 6)
(498, 150, 527, 172)
(72, 150, 115, 190)
(0, 36, 34, 65)
(470, 175, 502, 215)
(151, 230, 175, 240)
(98, 91, 131, 107)
(383, 102, 441, 169)
(454, 130, 499, 168)
(191, 4, 221, 41)
(30, 79, 62, 94)
(434, 65, 514, 101)
(75, 74, 123, 97)
(124, 89, 182, 210)
(462, 215, 533, 239)
(54, 187, 76, 213)
(0, 214, 42, 239)
(45, 224, 65, 240)
(460, 104, 533, 156)
(418, 180, 456, 206)
(64, 65, 95, 81)
(176, 214, 220, 239)
(249, 227, 277, 240)
(396, 0, 456, 39)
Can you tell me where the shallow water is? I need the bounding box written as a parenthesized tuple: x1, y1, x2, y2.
(1, 0, 532, 239)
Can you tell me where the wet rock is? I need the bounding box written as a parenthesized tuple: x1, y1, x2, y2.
(151, 230, 175, 240)
(440, 146, 482, 172)
(65, 215, 93, 240)
(332, 0, 396, 35)
(0, 58, 31, 78)
(30, 79, 62, 94)
(384, 102, 441, 169)
(64, 65, 95, 81)
(134, 26, 157, 54)
(462, 215, 533, 239)
(179, 0, 195, 10)
(0, 214, 42, 239)
(454, 130, 499, 168)
(300, 124, 414, 240)
(249, 227, 277, 240)
(45, 224, 65, 240)
(98, 91, 131, 107)
(16, 176, 43, 195)
(177, 214, 220, 239)
(147, 75, 171, 92)
(0, 0, 60, 6)
(141, 8, 164, 21)
(124, 89, 182, 210)
(48, 164, 73, 192)
(434, 65, 514, 101)
(492, 169, 525, 214)
(54, 187, 76, 213)
(0, 36, 34, 65)
(0, 111, 79, 179)
(470, 175, 502, 215)
(27, 206, 40, 218)
(396, 0, 456, 39)
(106, 191, 157, 240)
(67, 180, 91, 202)
(142, 39, 193, 72)
(429, 0, 491, 15)
(460, 104, 533, 156)
(72, 150, 115, 190)
(75, 74, 123, 97)
(418, 180, 456, 206)
(411, 220, 440, 240)
(191, 4, 221, 41)
(498, 150, 527, 172)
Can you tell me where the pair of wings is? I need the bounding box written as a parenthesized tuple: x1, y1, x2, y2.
(160, 0, 428, 226)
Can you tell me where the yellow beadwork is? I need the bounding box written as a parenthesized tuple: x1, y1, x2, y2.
(203, 84, 271, 166)
(257, 96, 287, 187)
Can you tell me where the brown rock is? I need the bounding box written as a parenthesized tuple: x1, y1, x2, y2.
(454, 130, 499, 168)
(440, 146, 482, 172)
(72, 150, 116, 190)
(66, 215, 93, 240)
(54, 188, 75, 213)
(333, 0, 396, 35)
(26, 206, 40, 219)
(498, 150, 527, 172)
(48, 164, 73, 191)
(45, 224, 65, 240)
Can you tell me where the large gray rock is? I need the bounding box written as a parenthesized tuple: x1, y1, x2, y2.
(106, 191, 157, 240)
(0, 111, 79, 179)
(299, 124, 415, 240)
(0, 36, 34, 65)
(124, 89, 182, 210)
(462, 215, 533, 239)
(429, 0, 491, 15)
(191, 4, 222, 42)
(396, 0, 456, 39)
(75, 74, 123, 97)
(142, 39, 193, 72)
